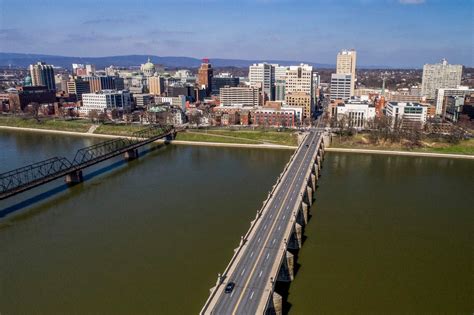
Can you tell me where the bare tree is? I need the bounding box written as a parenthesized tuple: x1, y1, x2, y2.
(88, 109, 99, 123)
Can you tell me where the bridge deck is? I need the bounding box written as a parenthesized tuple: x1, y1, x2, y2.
(0, 124, 176, 200)
(202, 129, 322, 314)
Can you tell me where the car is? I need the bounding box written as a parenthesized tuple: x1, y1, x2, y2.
(225, 282, 235, 293)
(305, 144, 309, 147)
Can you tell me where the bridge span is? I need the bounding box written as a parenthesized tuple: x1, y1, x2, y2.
(201, 129, 326, 315)
(0, 124, 178, 200)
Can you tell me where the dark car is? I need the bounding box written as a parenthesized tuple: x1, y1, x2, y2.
(225, 282, 235, 293)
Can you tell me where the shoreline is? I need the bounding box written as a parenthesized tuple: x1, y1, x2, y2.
(0, 125, 297, 150)
(326, 147, 474, 160)
(2, 125, 473, 159)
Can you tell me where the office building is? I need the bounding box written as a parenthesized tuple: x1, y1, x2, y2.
(83, 76, 115, 93)
(274, 80, 286, 101)
(444, 96, 465, 123)
(421, 59, 462, 100)
(285, 64, 313, 95)
(333, 99, 376, 129)
(211, 74, 240, 95)
(330, 73, 352, 101)
(435, 86, 474, 116)
(81, 90, 131, 115)
(385, 102, 428, 127)
(8, 86, 56, 111)
(273, 65, 288, 81)
(249, 63, 274, 101)
(197, 58, 213, 95)
(67, 77, 91, 101)
(285, 92, 311, 119)
(220, 86, 260, 107)
(336, 49, 357, 96)
(29, 61, 55, 91)
(133, 93, 153, 108)
(148, 76, 165, 95)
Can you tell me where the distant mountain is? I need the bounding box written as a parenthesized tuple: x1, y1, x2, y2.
(0, 52, 391, 69)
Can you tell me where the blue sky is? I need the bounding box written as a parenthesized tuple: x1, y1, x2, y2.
(0, 0, 472, 67)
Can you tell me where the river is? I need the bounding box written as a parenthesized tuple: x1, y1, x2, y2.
(0, 130, 472, 314)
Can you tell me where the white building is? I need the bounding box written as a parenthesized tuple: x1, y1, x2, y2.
(336, 49, 357, 97)
(249, 63, 274, 100)
(330, 73, 352, 101)
(273, 64, 289, 81)
(334, 99, 375, 129)
(435, 86, 474, 116)
(285, 64, 313, 95)
(421, 59, 462, 100)
(220, 86, 260, 107)
(155, 95, 187, 111)
(385, 102, 428, 127)
(81, 90, 131, 115)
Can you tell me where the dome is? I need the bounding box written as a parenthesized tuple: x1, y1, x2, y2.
(142, 57, 155, 71)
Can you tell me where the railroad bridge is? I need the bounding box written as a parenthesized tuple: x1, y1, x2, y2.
(0, 124, 178, 200)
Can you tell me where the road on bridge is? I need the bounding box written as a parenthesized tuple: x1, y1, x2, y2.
(207, 129, 321, 315)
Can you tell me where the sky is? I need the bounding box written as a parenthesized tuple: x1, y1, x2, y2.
(0, 0, 472, 67)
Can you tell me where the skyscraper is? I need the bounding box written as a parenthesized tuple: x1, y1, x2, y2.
(197, 58, 213, 96)
(285, 64, 314, 119)
(249, 63, 274, 101)
(421, 59, 462, 102)
(29, 61, 55, 91)
(148, 76, 165, 95)
(336, 49, 357, 97)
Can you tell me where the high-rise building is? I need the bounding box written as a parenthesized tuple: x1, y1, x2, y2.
(29, 61, 55, 91)
(273, 65, 289, 81)
(249, 63, 274, 101)
(274, 80, 286, 101)
(148, 76, 165, 95)
(336, 49, 357, 97)
(211, 74, 240, 95)
(220, 86, 260, 107)
(83, 76, 115, 92)
(197, 58, 213, 96)
(284, 64, 314, 118)
(421, 59, 463, 101)
(330, 73, 352, 101)
(67, 77, 91, 101)
(85, 64, 96, 76)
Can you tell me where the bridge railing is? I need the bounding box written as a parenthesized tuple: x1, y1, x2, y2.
(0, 124, 174, 199)
(200, 133, 310, 315)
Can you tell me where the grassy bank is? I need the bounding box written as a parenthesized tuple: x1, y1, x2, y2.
(94, 124, 147, 136)
(331, 134, 474, 155)
(180, 129, 299, 146)
(0, 116, 92, 133)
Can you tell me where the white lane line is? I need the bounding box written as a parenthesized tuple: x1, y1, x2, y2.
(263, 224, 267, 229)
(272, 238, 276, 244)
(231, 290, 235, 297)
(241, 268, 246, 276)
(266, 253, 270, 260)
(282, 215, 286, 220)
(250, 291, 255, 300)
(278, 225, 281, 231)
(269, 215, 273, 219)
(258, 270, 263, 278)
(257, 237, 261, 243)
(250, 251, 254, 258)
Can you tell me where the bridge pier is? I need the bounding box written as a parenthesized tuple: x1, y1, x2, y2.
(304, 186, 313, 206)
(288, 223, 303, 250)
(124, 149, 139, 160)
(277, 251, 295, 282)
(313, 163, 319, 177)
(301, 202, 309, 224)
(265, 291, 283, 315)
(65, 170, 83, 184)
(166, 131, 176, 141)
(310, 173, 316, 191)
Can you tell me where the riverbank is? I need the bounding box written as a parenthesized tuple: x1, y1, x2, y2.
(326, 147, 474, 159)
(331, 133, 474, 156)
(0, 125, 297, 150)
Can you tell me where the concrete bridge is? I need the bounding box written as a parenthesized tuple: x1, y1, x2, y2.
(201, 129, 327, 315)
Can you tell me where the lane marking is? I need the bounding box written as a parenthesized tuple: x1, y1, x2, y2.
(258, 270, 263, 278)
(241, 268, 246, 276)
(250, 291, 254, 300)
(230, 132, 318, 314)
(250, 251, 254, 258)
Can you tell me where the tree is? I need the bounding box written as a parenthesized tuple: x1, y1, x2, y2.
(88, 109, 99, 123)
(27, 102, 41, 122)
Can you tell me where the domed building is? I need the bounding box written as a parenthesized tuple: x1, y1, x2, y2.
(141, 57, 155, 77)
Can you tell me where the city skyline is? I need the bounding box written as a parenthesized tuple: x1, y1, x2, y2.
(0, 0, 472, 68)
